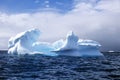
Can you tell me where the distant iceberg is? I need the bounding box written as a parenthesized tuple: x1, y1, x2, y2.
(8, 28, 103, 57)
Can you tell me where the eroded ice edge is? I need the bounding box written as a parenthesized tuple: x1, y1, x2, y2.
(8, 28, 103, 57)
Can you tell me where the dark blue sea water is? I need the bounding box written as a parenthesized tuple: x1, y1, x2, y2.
(0, 51, 120, 80)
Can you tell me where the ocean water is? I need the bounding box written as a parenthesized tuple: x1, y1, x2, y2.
(0, 51, 120, 80)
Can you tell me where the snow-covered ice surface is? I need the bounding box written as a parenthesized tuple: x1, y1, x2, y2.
(0, 51, 120, 80)
(8, 28, 103, 57)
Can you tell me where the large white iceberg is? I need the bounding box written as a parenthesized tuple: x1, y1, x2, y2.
(8, 28, 57, 56)
(53, 31, 103, 56)
(8, 28, 103, 57)
(8, 28, 40, 54)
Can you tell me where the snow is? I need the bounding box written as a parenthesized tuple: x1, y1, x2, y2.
(8, 28, 103, 57)
(78, 39, 101, 47)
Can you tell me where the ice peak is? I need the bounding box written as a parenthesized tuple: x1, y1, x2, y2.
(28, 28, 40, 35)
(66, 31, 79, 42)
(67, 31, 74, 36)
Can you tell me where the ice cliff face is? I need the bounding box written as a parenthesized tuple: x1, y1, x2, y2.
(8, 28, 40, 54)
(78, 40, 102, 56)
(8, 28, 103, 57)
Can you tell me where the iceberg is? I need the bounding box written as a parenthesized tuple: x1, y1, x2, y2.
(8, 28, 57, 56)
(8, 28, 103, 57)
(53, 31, 103, 56)
(8, 28, 40, 54)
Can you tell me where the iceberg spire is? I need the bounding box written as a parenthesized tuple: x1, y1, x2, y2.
(58, 31, 79, 51)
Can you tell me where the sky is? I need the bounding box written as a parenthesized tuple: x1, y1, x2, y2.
(0, 0, 120, 51)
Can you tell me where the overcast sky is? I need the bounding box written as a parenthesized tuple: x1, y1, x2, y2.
(0, 0, 120, 51)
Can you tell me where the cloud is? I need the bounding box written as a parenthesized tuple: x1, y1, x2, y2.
(0, 0, 120, 51)
(96, 0, 120, 13)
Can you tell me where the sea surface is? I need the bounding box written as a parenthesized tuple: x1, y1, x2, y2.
(0, 51, 120, 80)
